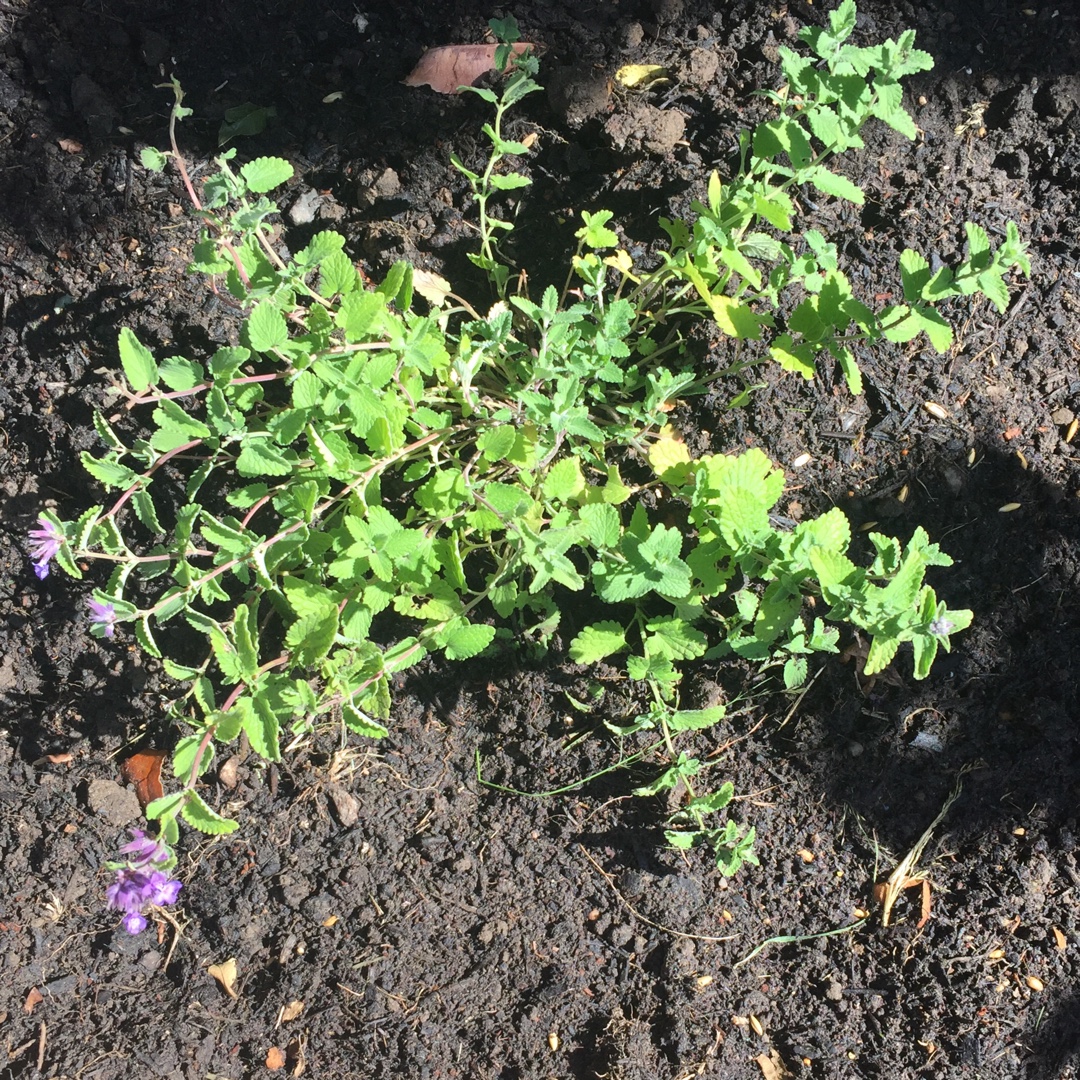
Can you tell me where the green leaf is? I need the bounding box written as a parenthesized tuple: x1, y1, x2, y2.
(247, 301, 288, 352)
(134, 616, 161, 658)
(158, 356, 204, 391)
(784, 656, 809, 689)
(145, 792, 186, 823)
(131, 488, 162, 532)
(118, 327, 158, 391)
(542, 456, 586, 502)
(488, 172, 531, 191)
(806, 166, 865, 205)
(140, 146, 168, 172)
(162, 657, 201, 680)
(667, 706, 725, 732)
(181, 790, 240, 835)
(576, 210, 619, 250)
(443, 622, 496, 660)
(342, 702, 389, 738)
(569, 621, 627, 664)
(245, 694, 281, 761)
(285, 607, 339, 667)
(80, 452, 140, 490)
(236, 439, 294, 476)
(319, 250, 359, 297)
(646, 616, 708, 660)
(233, 602, 259, 681)
(239, 155, 293, 193)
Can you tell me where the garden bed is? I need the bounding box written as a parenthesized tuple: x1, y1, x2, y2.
(1, 0, 1079, 1077)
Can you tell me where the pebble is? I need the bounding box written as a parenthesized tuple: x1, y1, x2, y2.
(86, 778, 140, 827)
(1051, 407, 1074, 425)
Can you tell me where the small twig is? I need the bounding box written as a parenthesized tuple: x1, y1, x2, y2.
(874, 763, 976, 926)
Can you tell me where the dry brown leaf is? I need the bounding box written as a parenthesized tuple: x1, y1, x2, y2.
(23, 987, 43, 1014)
(1054, 926, 1068, 950)
(266, 1047, 286, 1071)
(208, 957, 239, 998)
(120, 749, 166, 809)
(755, 1050, 793, 1080)
(404, 43, 533, 95)
(280, 1000, 304, 1022)
(58, 138, 83, 154)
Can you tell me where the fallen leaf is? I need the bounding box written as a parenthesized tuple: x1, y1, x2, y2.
(266, 1047, 286, 1071)
(615, 63, 670, 89)
(24, 987, 43, 1014)
(120, 750, 166, 809)
(755, 1049, 793, 1080)
(58, 138, 83, 154)
(404, 42, 533, 95)
(208, 957, 239, 998)
(280, 999, 304, 1022)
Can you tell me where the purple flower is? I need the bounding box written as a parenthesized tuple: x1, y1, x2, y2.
(27, 517, 63, 580)
(118, 828, 169, 866)
(88, 598, 117, 638)
(105, 832, 182, 934)
(121, 911, 148, 934)
(928, 615, 954, 637)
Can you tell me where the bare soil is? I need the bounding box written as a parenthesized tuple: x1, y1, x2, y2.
(2, 1, 1080, 1077)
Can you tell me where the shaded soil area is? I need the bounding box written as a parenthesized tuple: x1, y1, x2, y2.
(2, 0, 1080, 1077)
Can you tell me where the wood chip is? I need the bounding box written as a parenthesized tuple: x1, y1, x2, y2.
(755, 1049, 793, 1080)
(267, 1047, 286, 1071)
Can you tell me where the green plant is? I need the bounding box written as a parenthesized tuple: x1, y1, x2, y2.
(33, 5, 1020, 881)
(450, 16, 541, 297)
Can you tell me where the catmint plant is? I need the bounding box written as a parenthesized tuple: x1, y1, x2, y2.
(30, 3, 1024, 878)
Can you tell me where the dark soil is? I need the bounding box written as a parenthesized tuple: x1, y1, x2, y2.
(2, 0, 1080, 1077)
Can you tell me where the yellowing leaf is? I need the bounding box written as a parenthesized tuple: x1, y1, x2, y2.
(404, 43, 534, 95)
(708, 293, 762, 340)
(413, 268, 453, 308)
(615, 64, 670, 89)
(648, 425, 692, 481)
(603, 249, 640, 282)
(208, 957, 240, 999)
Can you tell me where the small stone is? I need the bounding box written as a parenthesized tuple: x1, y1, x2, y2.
(622, 22, 645, 48)
(86, 778, 141, 827)
(684, 48, 720, 88)
(326, 784, 359, 828)
(288, 189, 322, 225)
(825, 979, 844, 1002)
(1051, 407, 1075, 426)
(371, 167, 401, 199)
